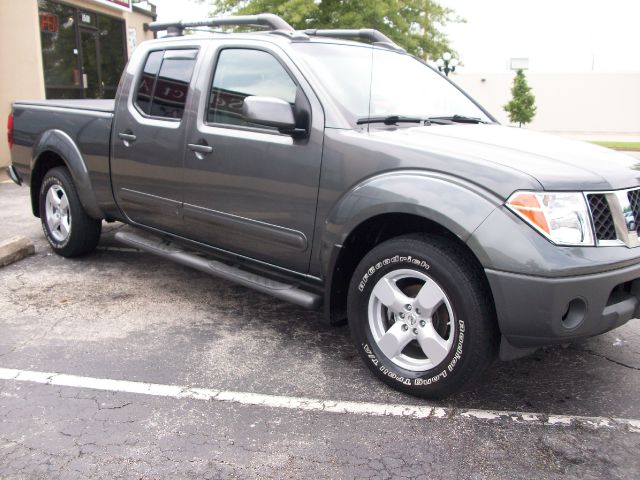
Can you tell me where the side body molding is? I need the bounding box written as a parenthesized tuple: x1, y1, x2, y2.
(31, 129, 103, 219)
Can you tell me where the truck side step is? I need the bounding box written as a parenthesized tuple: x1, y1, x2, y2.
(114, 230, 322, 310)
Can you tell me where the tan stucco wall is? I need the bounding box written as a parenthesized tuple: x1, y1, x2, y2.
(124, 7, 156, 56)
(0, 0, 44, 168)
(0, 0, 154, 168)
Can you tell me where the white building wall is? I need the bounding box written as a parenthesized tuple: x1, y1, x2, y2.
(452, 73, 640, 135)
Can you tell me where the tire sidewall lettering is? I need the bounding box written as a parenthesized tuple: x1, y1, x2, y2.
(362, 318, 465, 386)
(357, 254, 466, 387)
(358, 255, 430, 292)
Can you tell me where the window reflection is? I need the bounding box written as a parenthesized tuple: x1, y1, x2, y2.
(135, 50, 197, 120)
(38, 0, 127, 99)
(208, 49, 297, 128)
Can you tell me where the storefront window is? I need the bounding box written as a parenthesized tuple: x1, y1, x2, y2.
(38, 0, 127, 99)
(39, 0, 82, 98)
(98, 14, 126, 98)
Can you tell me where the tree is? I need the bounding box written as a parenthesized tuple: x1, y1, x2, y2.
(210, 0, 460, 59)
(503, 69, 537, 127)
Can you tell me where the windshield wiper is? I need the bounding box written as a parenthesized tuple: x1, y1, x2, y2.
(426, 115, 486, 124)
(357, 114, 487, 126)
(356, 115, 425, 125)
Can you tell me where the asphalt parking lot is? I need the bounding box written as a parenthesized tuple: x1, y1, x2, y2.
(1, 170, 640, 479)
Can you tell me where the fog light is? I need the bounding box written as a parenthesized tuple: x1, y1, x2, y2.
(561, 298, 587, 330)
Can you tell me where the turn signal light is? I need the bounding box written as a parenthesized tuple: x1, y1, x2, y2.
(506, 191, 595, 246)
(507, 192, 550, 234)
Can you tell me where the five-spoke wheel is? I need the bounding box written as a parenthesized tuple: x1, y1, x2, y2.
(44, 184, 71, 242)
(39, 167, 101, 257)
(369, 269, 455, 371)
(348, 234, 498, 398)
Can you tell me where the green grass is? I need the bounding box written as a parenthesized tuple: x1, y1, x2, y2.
(590, 141, 640, 151)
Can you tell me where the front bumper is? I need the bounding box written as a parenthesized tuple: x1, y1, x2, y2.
(487, 262, 640, 348)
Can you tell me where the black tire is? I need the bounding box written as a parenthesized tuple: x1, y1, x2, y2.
(39, 167, 101, 257)
(347, 234, 498, 399)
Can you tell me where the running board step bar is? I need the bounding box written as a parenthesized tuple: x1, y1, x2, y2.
(115, 231, 321, 310)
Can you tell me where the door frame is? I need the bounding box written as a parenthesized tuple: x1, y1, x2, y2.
(78, 26, 103, 98)
(180, 40, 327, 273)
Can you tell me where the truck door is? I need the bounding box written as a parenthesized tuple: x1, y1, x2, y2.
(111, 48, 199, 233)
(181, 44, 324, 273)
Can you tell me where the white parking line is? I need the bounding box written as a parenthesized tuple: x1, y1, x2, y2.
(1, 367, 638, 432)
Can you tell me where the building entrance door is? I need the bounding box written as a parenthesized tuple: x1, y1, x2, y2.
(80, 28, 102, 98)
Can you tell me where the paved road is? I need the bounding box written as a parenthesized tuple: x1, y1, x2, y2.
(1, 181, 639, 479)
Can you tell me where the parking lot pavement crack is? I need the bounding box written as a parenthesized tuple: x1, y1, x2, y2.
(94, 399, 133, 410)
(0, 316, 70, 360)
(579, 347, 640, 371)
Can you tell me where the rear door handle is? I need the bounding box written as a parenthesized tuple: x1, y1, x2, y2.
(118, 132, 137, 146)
(188, 142, 213, 160)
(187, 143, 213, 154)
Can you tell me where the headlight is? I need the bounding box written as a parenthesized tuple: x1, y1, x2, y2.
(506, 191, 594, 246)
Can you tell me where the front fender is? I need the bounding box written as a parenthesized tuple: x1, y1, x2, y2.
(320, 170, 502, 276)
(31, 129, 103, 219)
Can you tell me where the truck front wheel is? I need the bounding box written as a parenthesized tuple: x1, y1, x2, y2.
(347, 234, 498, 398)
(39, 167, 101, 257)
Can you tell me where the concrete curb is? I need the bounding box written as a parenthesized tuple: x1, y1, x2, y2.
(0, 236, 35, 268)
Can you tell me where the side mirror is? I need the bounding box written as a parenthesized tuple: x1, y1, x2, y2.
(242, 96, 304, 135)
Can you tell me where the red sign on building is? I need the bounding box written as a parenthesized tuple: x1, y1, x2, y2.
(40, 13, 59, 34)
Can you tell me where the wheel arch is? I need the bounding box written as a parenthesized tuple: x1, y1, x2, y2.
(320, 171, 501, 326)
(30, 130, 103, 219)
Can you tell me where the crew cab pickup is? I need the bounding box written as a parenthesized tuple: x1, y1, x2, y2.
(7, 14, 640, 398)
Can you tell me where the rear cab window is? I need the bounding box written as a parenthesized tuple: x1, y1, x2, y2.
(134, 49, 198, 120)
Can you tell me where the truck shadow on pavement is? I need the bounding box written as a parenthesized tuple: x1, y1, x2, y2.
(95, 230, 640, 422)
(2, 223, 639, 422)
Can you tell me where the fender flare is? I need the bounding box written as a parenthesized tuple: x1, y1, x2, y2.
(31, 129, 103, 220)
(319, 170, 502, 321)
(321, 170, 502, 271)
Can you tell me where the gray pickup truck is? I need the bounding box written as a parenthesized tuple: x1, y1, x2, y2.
(7, 14, 640, 398)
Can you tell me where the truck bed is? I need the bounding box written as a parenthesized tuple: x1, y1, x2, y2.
(10, 99, 115, 219)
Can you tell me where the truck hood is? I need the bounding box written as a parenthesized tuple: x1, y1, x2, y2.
(369, 124, 640, 192)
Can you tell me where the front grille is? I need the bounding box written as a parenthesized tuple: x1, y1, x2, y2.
(627, 189, 640, 234)
(587, 193, 617, 241)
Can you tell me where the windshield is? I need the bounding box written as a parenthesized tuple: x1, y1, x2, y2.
(292, 43, 492, 125)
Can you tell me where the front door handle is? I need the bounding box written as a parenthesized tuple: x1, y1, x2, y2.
(188, 142, 213, 160)
(118, 132, 137, 147)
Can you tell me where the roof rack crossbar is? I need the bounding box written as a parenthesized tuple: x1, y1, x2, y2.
(147, 14, 294, 37)
(302, 28, 404, 51)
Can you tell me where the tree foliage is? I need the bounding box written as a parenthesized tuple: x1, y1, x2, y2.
(210, 0, 459, 59)
(503, 69, 537, 127)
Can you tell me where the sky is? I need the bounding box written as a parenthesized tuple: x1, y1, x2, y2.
(152, 0, 640, 73)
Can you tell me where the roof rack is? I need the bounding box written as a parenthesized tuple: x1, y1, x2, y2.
(146, 13, 294, 37)
(302, 28, 404, 51)
(145, 13, 405, 52)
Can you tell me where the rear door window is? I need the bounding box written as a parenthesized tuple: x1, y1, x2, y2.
(135, 49, 198, 120)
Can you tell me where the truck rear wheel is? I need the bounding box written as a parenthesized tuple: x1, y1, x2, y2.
(347, 234, 498, 398)
(39, 167, 101, 257)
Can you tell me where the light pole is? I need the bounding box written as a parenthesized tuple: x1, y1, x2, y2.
(436, 52, 458, 77)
